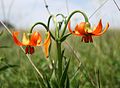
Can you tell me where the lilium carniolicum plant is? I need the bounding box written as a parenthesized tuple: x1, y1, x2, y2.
(68, 19, 109, 43)
(9, 10, 110, 88)
(12, 31, 50, 57)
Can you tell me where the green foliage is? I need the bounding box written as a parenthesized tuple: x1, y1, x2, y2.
(0, 64, 19, 72)
(60, 59, 70, 87)
(0, 30, 120, 88)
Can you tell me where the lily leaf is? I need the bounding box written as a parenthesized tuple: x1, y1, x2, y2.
(44, 75, 51, 88)
(60, 59, 70, 87)
(61, 33, 71, 42)
(0, 46, 9, 48)
(0, 64, 19, 72)
(50, 70, 59, 88)
(65, 75, 70, 88)
(61, 49, 65, 59)
(74, 80, 80, 88)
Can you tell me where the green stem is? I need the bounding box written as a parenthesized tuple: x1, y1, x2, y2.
(47, 15, 53, 29)
(56, 41, 62, 80)
(30, 22, 55, 40)
(56, 13, 66, 19)
(47, 15, 59, 40)
(61, 10, 89, 37)
(56, 14, 66, 31)
(30, 22, 48, 33)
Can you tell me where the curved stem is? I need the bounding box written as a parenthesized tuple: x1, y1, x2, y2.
(30, 22, 48, 33)
(53, 16, 59, 39)
(55, 14, 66, 40)
(56, 14, 66, 31)
(48, 14, 66, 29)
(47, 15, 56, 41)
(30, 22, 55, 40)
(47, 15, 53, 29)
(61, 10, 89, 37)
(56, 13, 66, 18)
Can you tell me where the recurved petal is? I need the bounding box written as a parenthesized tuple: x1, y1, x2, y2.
(12, 32, 24, 46)
(74, 24, 81, 34)
(94, 22, 109, 36)
(22, 33, 30, 45)
(29, 32, 42, 46)
(92, 19, 102, 35)
(76, 22, 86, 35)
(43, 32, 51, 58)
(68, 21, 82, 36)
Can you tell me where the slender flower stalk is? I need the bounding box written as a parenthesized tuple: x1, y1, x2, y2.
(56, 41, 62, 80)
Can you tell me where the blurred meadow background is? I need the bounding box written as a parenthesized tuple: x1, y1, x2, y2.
(0, 0, 120, 88)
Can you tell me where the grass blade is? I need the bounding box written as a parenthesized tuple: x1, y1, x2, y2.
(50, 70, 59, 88)
(60, 59, 70, 87)
(0, 64, 19, 71)
(65, 75, 70, 88)
(0, 46, 9, 48)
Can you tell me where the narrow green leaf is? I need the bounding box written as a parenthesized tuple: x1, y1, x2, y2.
(37, 70, 49, 88)
(44, 75, 51, 88)
(35, 68, 48, 88)
(65, 75, 70, 88)
(0, 64, 19, 71)
(0, 46, 9, 48)
(96, 69, 100, 88)
(74, 80, 80, 88)
(60, 59, 70, 87)
(61, 33, 71, 42)
(38, 76, 47, 88)
(50, 70, 59, 88)
(61, 49, 65, 59)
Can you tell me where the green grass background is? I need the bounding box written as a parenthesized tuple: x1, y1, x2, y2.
(0, 29, 120, 88)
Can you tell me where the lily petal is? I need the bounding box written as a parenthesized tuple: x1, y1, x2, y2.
(43, 32, 51, 58)
(29, 32, 42, 46)
(92, 19, 102, 35)
(68, 21, 83, 36)
(94, 22, 109, 36)
(12, 32, 24, 46)
(77, 22, 86, 35)
(22, 33, 30, 45)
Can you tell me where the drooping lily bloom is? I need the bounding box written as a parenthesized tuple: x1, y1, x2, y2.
(68, 19, 109, 43)
(12, 31, 50, 57)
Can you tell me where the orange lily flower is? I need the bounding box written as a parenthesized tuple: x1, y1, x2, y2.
(68, 19, 109, 43)
(12, 31, 51, 57)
